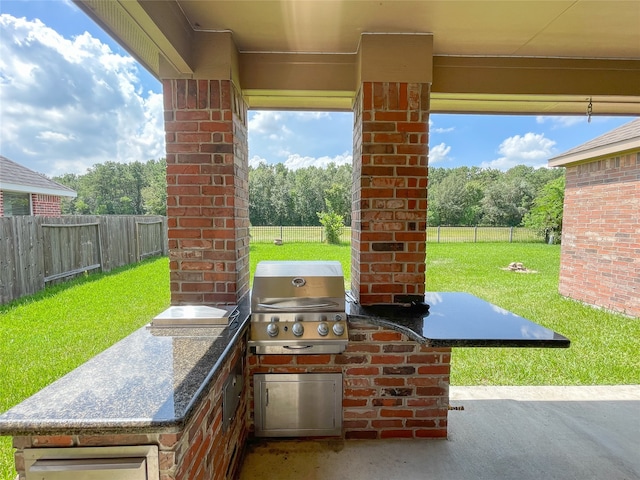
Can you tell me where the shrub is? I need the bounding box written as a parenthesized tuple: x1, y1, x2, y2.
(317, 210, 344, 244)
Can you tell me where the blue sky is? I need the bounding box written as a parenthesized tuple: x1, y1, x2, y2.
(0, 0, 636, 177)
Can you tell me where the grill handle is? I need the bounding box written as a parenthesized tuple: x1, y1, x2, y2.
(283, 345, 313, 350)
(256, 301, 340, 310)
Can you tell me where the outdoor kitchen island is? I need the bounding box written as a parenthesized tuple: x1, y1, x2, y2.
(0, 298, 253, 480)
(0, 292, 569, 480)
(249, 291, 569, 443)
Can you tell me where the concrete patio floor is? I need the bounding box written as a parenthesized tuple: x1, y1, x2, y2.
(238, 385, 640, 480)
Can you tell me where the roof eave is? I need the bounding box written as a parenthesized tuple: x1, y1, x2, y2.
(1, 183, 78, 198)
(548, 137, 640, 167)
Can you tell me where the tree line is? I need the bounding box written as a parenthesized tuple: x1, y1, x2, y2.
(427, 165, 564, 226)
(249, 162, 352, 226)
(54, 160, 564, 240)
(54, 159, 167, 215)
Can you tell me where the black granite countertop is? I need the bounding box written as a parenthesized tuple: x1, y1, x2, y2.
(347, 292, 570, 348)
(0, 300, 250, 437)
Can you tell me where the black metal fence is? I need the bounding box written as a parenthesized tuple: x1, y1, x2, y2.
(250, 226, 542, 244)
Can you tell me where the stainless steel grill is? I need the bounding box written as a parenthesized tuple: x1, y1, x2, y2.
(248, 261, 349, 354)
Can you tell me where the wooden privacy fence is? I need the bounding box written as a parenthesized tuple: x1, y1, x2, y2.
(0, 215, 168, 305)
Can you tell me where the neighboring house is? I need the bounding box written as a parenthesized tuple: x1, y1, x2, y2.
(549, 118, 640, 318)
(0, 156, 77, 217)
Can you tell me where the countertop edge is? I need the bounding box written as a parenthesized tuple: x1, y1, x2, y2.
(348, 314, 428, 345)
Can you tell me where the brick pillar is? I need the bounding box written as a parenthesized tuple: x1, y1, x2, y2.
(163, 79, 250, 305)
(352, 82, 430, 304)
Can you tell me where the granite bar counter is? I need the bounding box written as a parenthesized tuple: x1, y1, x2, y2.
(347, 292, 570, 348)
(0, 303, 251, 437)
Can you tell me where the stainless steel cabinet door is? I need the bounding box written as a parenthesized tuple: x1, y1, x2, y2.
(254, 373, 343, 437)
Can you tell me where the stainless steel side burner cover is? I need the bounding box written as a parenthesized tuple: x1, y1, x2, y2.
(151, 305, 237, 327)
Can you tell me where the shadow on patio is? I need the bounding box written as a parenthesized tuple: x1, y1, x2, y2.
(239, 385, 640, 480)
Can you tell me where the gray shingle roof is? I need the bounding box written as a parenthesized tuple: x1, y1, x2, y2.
(0, 156, 77, 197)
(548, 118, 640, 167)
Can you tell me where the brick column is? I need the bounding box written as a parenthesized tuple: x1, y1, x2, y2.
(163, 79, 250, 305)
(352, 82, 429, 304)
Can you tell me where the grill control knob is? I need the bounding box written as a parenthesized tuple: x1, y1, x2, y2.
(332, 322, 345, 336)
(292, 322, 304, 337)
(266, 322, 279, 337)
(317, 322, 329, 336)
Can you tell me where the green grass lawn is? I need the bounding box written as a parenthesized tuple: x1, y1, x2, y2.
(0, 257, 170, 480)
(426, 243, 639, 386)
(1, 244, 638, 480)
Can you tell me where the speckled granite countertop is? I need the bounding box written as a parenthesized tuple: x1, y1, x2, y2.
(347, 292, 570, 348)
(0, 300, 250, 437)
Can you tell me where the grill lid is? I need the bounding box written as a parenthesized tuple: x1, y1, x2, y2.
(251, 261, 346, 313)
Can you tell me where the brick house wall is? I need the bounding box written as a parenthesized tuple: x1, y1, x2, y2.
(0, 192, 63, 217)
(31, 194, 62, 216)
(560, 152, 640, 317)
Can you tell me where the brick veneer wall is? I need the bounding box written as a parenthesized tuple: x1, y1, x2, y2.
(247, 320, 450, 439)
(560, 152, 640, 317)
(163, 79, 250, 306)
(31, 194, 62, 216)
(351, 82, 430, 304)
(11, 333, 248, 480)
(0, 192, 62, 217)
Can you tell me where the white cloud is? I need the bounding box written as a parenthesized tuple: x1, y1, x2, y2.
(480, 132, 556, 170)
(283, 152, 352, 170)
(429, 142, 452, 164)
(248, 111, 293, 140)
(0, 14, 164, 176)
(536, 116, 585, 128)
(429, 118, 455, 134)
(294, 112, 330, 120)
(249, 155, 268, 168)
(432, 126, 455, 134)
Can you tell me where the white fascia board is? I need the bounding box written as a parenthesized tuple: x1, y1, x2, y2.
(0, 182, 77, 198)
(548, 138, 640, 167)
